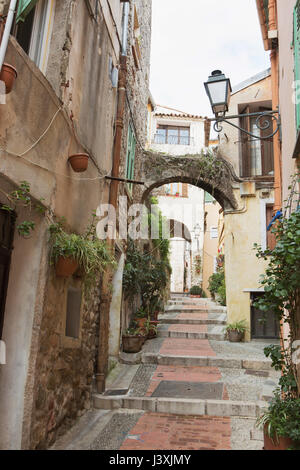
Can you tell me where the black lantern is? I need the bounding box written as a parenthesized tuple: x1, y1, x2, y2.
(204, 70, 232, 117)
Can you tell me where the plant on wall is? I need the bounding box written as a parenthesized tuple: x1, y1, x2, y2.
(49, 213, 116, 290)
(194, 255, 202, 275)
(253, 177, 300, 398)
(0, 180, 46, 237)
(255, 174, 300, 449)
(208, 268, 226, 306)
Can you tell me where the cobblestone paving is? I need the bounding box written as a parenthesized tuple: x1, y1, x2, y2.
(210, 339, 280, 359)
(129, 365, 157, 397)
(89, 411, 144, 450)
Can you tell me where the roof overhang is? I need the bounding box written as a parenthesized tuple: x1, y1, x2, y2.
(256, 0, 271, 51)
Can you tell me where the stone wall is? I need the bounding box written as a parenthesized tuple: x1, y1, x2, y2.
(29, 276, 101, 449)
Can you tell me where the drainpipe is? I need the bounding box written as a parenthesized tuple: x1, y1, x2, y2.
(96, 2, 130, 394)
(0, 0, 18, 70)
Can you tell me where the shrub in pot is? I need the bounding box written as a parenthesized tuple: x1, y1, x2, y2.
(134, 307, 148, 328)
(148, 322, 158, 339)
(122, 328, 144, 353)
(49, 218, 115, 283)
(256, 392, 300, 450)
(224, 320, 247, 342)
(189, 285, 205, 298)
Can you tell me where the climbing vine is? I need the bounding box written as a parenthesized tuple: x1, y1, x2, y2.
(254, 173, 300, 397)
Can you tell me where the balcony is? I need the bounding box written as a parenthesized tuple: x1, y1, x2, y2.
(239, 139, 274, 178)
(152, 134, 194, 146)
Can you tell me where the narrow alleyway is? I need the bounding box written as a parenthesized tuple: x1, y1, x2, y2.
(53, 295, 280, 451)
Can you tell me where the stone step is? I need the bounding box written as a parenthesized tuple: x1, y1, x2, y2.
(141, 353, 273, 371)
(159, 317, 227, 326)
(165, 307, 227, 315)
(93, 394, 268, 418)
(157, 329, 225, 341)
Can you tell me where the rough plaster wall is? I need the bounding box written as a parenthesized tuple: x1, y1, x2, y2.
(46, 0, 73, 96)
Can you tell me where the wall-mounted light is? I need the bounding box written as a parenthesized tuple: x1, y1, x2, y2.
(204, 70, 280, 140)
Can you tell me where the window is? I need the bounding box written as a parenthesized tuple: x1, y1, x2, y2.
(154, 126, 191, 145)
(126, 123, 136, 193)
(15, 0, 55, 74)
(0, 209, 15, 340)
(210, 226, 218, 239)
(65, 287, 82, 339)
(239, 106, 274, 177)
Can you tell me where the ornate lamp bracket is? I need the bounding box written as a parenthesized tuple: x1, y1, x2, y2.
(209, 109, 281, 141)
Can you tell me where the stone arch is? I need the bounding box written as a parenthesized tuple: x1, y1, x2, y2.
(141, 150, 240, 210)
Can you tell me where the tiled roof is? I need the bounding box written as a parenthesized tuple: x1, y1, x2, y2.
(155, 113, 206, 120)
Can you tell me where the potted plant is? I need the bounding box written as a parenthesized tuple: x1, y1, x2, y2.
(68, 153, 89, 173)
(147, 322, 158, 339)
(257, 391, 300, 450)
(224, 320, 248, 342)
(0, 63, 17, 94)
(134, 307, 148, 328)
(190, 285, 204, 298)
(49, 217, 115, 281)
(122, 328, 144, 353)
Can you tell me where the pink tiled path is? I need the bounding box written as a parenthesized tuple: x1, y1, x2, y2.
(120, 414, 232, 450)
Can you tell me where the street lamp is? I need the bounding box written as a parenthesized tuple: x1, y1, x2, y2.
(204, 70, 281, 140)
(204, 70, 232, 117)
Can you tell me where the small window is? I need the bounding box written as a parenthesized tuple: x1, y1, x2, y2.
(65, 287, 82, 339)
(154, 126, 191, 145)
(15, 0, 56, 74)
(210, 226, 218, 239)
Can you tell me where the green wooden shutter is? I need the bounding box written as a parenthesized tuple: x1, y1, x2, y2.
(126, 124, 136, 192)
(16, 0, 39, 23)
(294, 0, 300, 133)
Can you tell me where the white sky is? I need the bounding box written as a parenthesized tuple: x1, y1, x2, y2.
(150, 0, 270, 118)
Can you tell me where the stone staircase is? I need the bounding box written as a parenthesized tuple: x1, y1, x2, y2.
(93, 294, 278, 434)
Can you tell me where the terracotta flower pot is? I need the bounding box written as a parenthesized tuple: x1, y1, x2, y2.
(135, 317, 147, 328)
(227, 330, 244, 343)
(55, 256, 79, 278)
(0, 63, 17, 94)
(122, 335, 143, 353)
(263, 429, 295, 450)
(68, 153, 89, 173)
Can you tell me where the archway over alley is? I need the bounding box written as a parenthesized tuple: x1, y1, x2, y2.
(141, 150, 240, 210)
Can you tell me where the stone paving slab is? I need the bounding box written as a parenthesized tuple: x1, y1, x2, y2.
(159, 338, 216, 357)
(120, 413, 232, 450)
(151, 381, 225, 400)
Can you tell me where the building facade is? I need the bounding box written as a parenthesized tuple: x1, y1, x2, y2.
(0, 0, 152, 450)
(218, 70, 278, 341)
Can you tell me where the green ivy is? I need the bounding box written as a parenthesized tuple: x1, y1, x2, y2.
(254, 175, 300, 397)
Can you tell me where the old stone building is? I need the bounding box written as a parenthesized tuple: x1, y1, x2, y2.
(0, 0, 152, 450)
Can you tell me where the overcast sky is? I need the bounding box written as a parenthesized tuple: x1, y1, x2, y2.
(150, 0, 270, 117)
